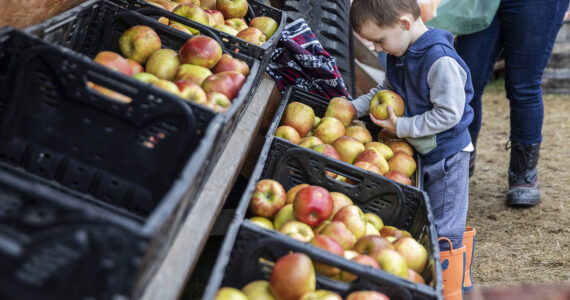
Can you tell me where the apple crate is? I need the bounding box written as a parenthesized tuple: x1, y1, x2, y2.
(203, 136, 443, 300)
(267, 86, 425, 190)
(25, 0, 263, 162)
(109, 0, 287, 82)
(0, 28, 221, 299)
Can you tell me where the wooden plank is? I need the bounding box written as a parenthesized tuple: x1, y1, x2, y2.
(140, 77, 277, 300)
(355, 60, 383, 96)
(353, 34, 384, 71)
(0, 0, 87, 29)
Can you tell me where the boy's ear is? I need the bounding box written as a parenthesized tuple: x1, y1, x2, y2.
(398, 16, 412, 31)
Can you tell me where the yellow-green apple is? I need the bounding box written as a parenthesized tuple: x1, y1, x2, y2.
(314, 117, 345, 145)
(319, 221, 356, 250)
(340, 254, 380, 283)
(344, 250, 358, 260)
(169, 22, 192, 34)
(313, 220, 330, 234)
(388, 152, 416, 177)
(384, 170, 412, 185)
(273, 204, 295, 230)
(354, 148, 389, 174)
(282, 102, 315, 137)
(286, 183, 309, 205)
(345, 125, 372, 144)
(346, 291, 390, 300)
(249, 16, 279, 39)
(207, 92, 231, 112)
(333, 205, 366, 239)
(214, 287, 248, 300)
(364, 213, 384, 231)
(217, 0, 248, 18)
(212, 53, 249, 75)
(365, 142, 393, 160)
(224, 18, 248, 31)
(145, 49, 180, 81)
(126, 58, 144, 75)
(377, 128, 400, 143)
(371, 248, 408, 279)
(217, 70, 246, 91)
(275, 125, 301, 144)
(293, 186, 333, 227)
(324, 97, 355, 126)
(313, 116, 321, 128)
(176, 64, 212, 86)
(269, 253, 316, 300)
(310, 144, 340, 160)
(176, 80, 207, 104)
(172, 4, 210, 35)
(353, 235, 393, 255)
(178, 35, 222, 68)
(89, 83, 132, 103)
(200, 0, 217, 9)
(94, 51, 133, 75)
(279, 220, 314, 242)
(119, 25, 161, 64)
(332, 136, 365, 164)
(369, 89, 405, 120)
(202, 73, 239, 100)
(353, 161, 382, 175)
(249, 179, 286, 218)
(407, 269, 426, 284)
(214, 24, 240, 35)
(300, 290, 342, 300)
(309, 235, 344, 276)
(298, 136, 324, 148)
(205, 9, 225, 25)
(237, 27, 267, 46)
(386, 140, 414, 156)
(393, 237, 428, 274)
(380, 226, 405, 239)
(152, 79, 181, 96)
(329, 191, 353, 220)
(132, 72, 160, 83)
(242, 280, 276, 300)
(249, 216, 274, 230)
(365, 222, 381, 236)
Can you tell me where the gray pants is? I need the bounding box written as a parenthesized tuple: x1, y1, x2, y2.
(423, 151, 470, 251)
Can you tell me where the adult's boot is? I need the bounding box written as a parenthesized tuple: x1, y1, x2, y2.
(506, 141, 540, 207)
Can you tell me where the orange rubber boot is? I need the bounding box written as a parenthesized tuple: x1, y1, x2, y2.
(463, 227, 476, 293)
(438, 237, 466, 300)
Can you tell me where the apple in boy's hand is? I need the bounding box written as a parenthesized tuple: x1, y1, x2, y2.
(369, 90, 405, 120)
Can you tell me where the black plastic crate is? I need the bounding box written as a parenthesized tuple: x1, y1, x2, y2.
(109, 0, 286, 82)
(203, 137, 443, 300)
(25, 0, 262, 162)
(0, 28, 221, 299)
(267, 86, 424, 189)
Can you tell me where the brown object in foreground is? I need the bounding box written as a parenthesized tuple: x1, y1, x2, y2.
(0, 0, 87, 29)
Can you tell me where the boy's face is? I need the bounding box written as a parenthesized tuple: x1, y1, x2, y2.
(359, 21, 411, 57)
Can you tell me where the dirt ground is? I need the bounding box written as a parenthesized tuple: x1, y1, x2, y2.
(467, 79, 570, 287)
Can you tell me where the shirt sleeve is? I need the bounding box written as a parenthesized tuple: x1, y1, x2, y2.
(350, 77, 394, 118)
(396, 56, 468, 138)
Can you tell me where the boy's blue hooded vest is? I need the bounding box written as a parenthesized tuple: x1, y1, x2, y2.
(386, 28, 474, 164)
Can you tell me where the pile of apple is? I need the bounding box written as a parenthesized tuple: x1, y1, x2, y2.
(275, 91, 416, 185)
(247, 179, 429, 286)
(215, 252, 391, 300)
(91, 25, 250, 113)
(144, 0, 279, 46)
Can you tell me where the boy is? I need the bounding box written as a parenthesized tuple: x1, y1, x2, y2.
(349, 0, 475, 298)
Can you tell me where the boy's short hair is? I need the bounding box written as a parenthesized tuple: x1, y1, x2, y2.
(350, 0, 421, 34)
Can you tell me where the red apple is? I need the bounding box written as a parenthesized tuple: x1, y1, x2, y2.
(371, 248, 408, 279)
(224, 18, 248, 32)
(380, 226, 405, 239)
(214, 287, 248, 300)
(369, 89, 405, 120)
(365, 142, 394, 160)
(332, 205, 367, 240)
(293, 186, 333, 227)
(249, 179, 286, 218)
(324, 96, 355, 126)
(353, 161, 382, 175)
(408, 269, 426, 284)
(275, 125, 301, 144)
(249, 16, 279, 39)
(217, 0, 248, 18)
(282, 102, 315, 137)
(310, 144, 340, 160)
(202, 73, 239, 100)
(118, 25, 161, 64)
(274, 204, 296, 230)
(176, 64, 213, 85)
(94, 51, 133, 76)
(353, 148, 389, 174)
(298, 136, 324, 148)
(314, 117, 345, 145)
(126, 58, 144, 75)
(205, 9, 225, 25)
(386, 140, 414, 156)
(384, 170, 413, 185)
(332, 136, 365, 164)
(345, 125, 373, 144)
(237, 27, 267, 46)
(319, 221, 356, 250)
(340, 254, 380, 282)
(175, 80, 207, 104)
(286, 183, 309, 205)
(353, 235, 394, 255)
(212, 53, 249, 75)
(393, 237, 428, 274)
(269, 253, 316, 300)
(346, 291, 390, 300)
(145, 48, 180, 81)
(206, 92, 231, 112)
(216, 70, 246, 91)
(280, 220, 314, 243)
(310, 235, 344, 276)
(178, 35, 223, 69)
(388, 152, 417, 177)
(329, 192, 353, 220)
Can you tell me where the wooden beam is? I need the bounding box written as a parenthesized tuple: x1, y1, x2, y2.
(353, 34, 384, 71)
(0, 0, 87, 29)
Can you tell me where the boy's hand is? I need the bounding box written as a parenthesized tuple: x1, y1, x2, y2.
(370, 105, 398, 132)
